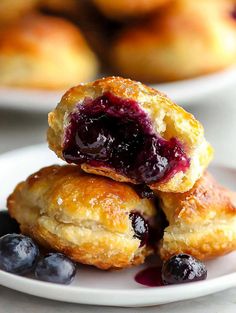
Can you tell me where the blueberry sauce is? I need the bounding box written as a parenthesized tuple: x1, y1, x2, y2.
(129, 212, 149, 247)
(63, 92, 190, 185)
(135, 267, 163, 287)
(149, 202, 169, 245)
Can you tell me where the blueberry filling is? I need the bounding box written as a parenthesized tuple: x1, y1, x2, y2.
(149, 200, 169, 244)
(63, 92, 190, 184)
(133, 184, 155, 199)
(129, 212, 149, 247)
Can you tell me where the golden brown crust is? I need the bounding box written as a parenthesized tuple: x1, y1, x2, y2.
(47, 76, 213, 193)
(0, 14, 99, 90)
(7, 165, 156, 270)
(158, 172, 236, 260)
(111, 0, 236, 82)
(93, 0, 172, 19)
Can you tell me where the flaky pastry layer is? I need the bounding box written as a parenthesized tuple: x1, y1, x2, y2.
(7, 165, 156, 269)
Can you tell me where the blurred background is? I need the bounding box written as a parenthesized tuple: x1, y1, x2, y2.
(0, 0, 236, 166)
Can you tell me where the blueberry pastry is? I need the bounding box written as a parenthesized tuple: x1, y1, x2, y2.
(0, 14, 99, 90)
(111, 0, 236, 82)
(7, 165, 156, 270)
(48, 77, 213, 193)
(158, 172, 236, 260)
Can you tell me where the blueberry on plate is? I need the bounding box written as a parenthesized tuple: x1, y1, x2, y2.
(162, 253, 207, 285)
(0, 211, 20, 237)
(0, 234, 39, 274)
(35, 253, 77, 285)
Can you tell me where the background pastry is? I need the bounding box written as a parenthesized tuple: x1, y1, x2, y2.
(48, 76, 213, 193)
(0, 14, 99, 90)
(111, 0, 236, 82)
(92, 0, 172, 20)
(0, 0, 37, 26)
(7, 165, 156, 270)
(158, 172, 236, 260)
(37, 0, 79, 17)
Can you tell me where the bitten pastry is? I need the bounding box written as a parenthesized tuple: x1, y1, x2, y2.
(111, 0, 236, 82)
(7, 165, 156, 270)
(48, 77, 213, 193)
(93, 0, 172, 20)
(0, 14, 98, 90)
(158, 172, 236, 260)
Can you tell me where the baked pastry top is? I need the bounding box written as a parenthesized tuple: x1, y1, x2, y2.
(92, 0, 172, 19)
(48, 76, 213, 193)
(111, 0, 236, 82)
(7, 165, 157, 269)
(158, 172, 236, 260)
(0, 14, 99, 89)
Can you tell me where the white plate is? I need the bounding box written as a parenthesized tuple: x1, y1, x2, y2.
(1, 144, 236, 307)
(1, 67, 236, 112)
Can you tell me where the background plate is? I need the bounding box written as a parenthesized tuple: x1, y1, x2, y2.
(0, 67, 236, 112)
(0, 144, 236, 307)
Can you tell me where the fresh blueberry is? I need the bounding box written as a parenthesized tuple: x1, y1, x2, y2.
(162, 254, 207, 285)
(0, 234, 39, 274)
(0, 211, 20, 237)
(129, 212, 149, 247)
(35, 253, 76, 284)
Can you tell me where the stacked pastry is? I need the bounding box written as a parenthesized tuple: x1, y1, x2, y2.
(7, 77, 236, 269)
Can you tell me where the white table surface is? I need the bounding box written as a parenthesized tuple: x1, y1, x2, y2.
(0, 85, 236, 312)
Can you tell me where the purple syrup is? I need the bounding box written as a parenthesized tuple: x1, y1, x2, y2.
(63, 92, 190, 184)
(129, 212, 149, 247)
(135, 267, 163, 287)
